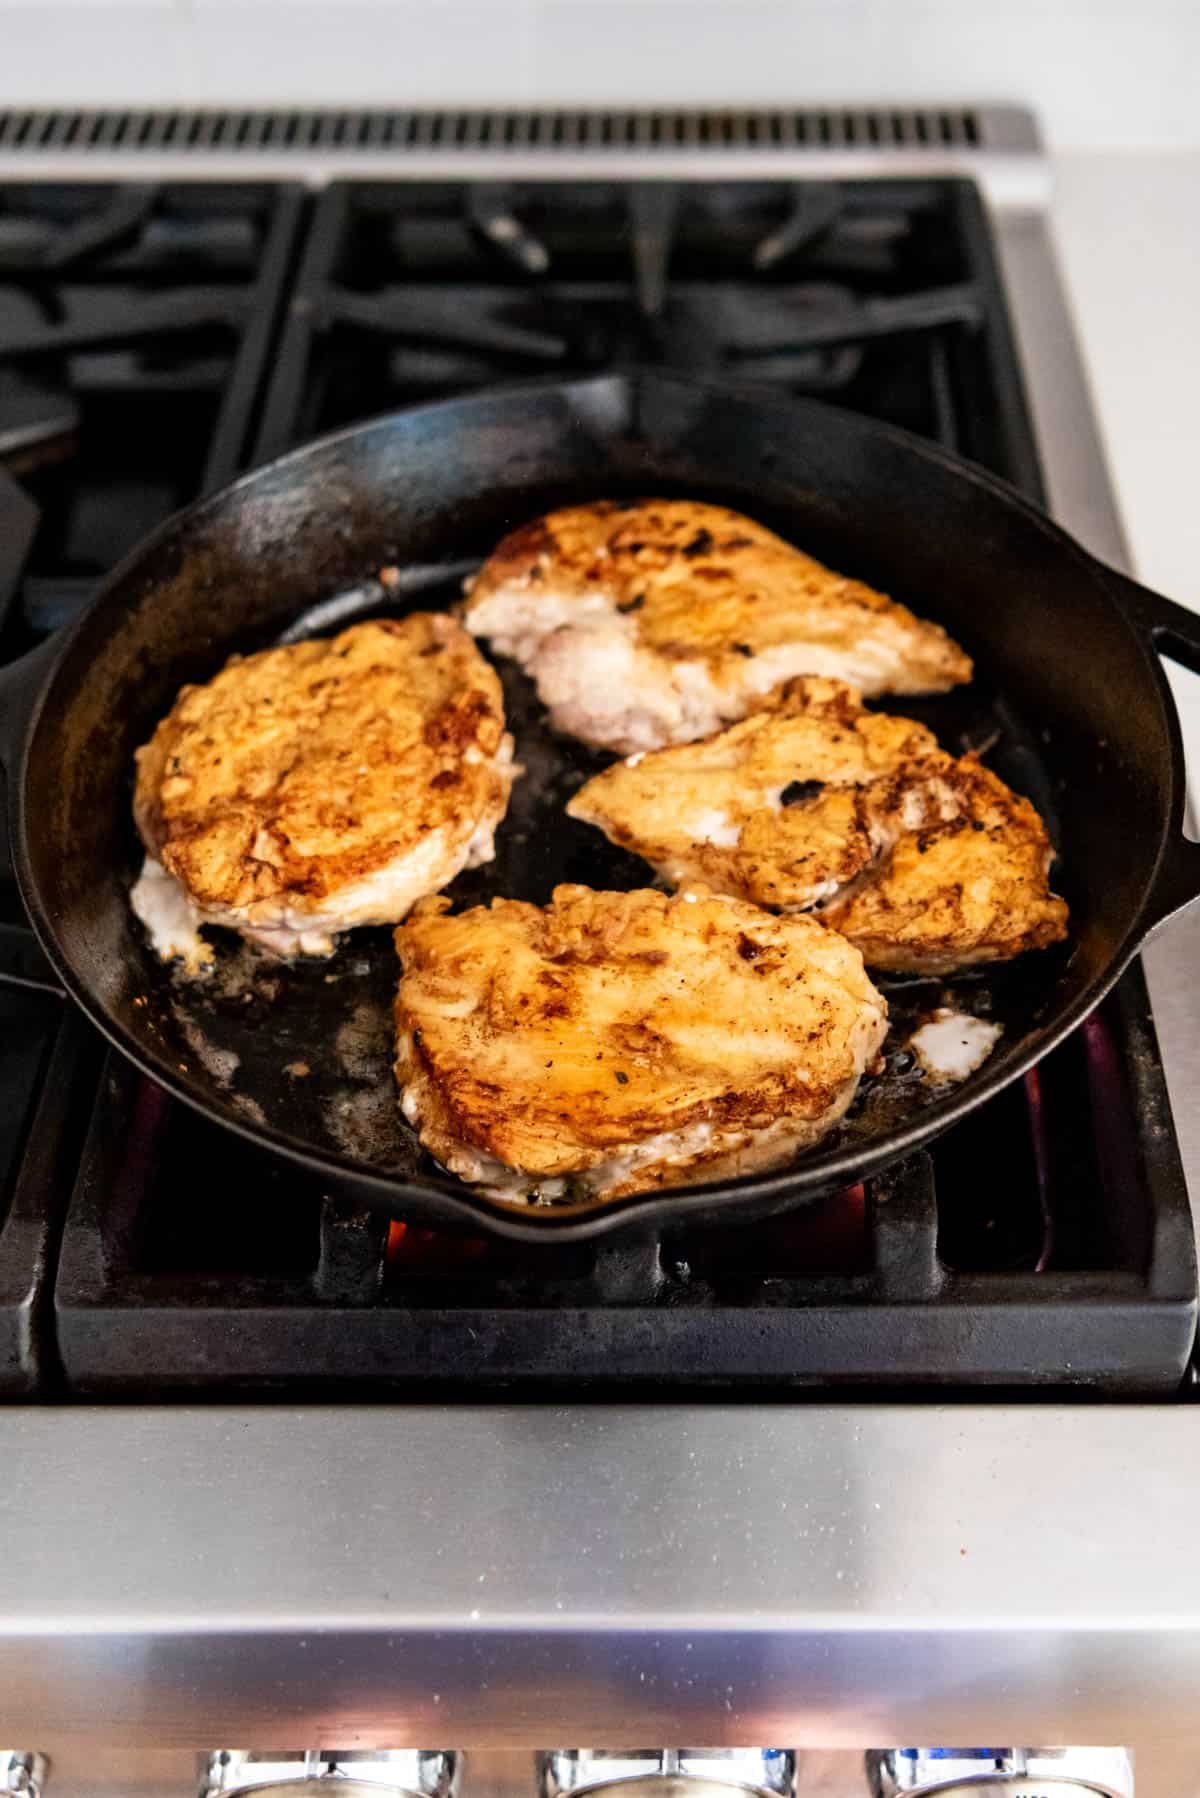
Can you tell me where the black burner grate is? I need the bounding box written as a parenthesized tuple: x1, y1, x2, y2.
(252, 177, 1042, 498)
(0, 929, 98, 1393)
(0, 180, 302, 654)
(52, 961, 1195, 1396)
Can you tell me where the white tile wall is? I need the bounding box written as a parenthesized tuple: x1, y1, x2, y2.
(1054, 152, 1200, 609)
(1, 0, 1198, 151)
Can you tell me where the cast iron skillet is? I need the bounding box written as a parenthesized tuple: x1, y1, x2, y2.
(2, 371, 1199, 1243)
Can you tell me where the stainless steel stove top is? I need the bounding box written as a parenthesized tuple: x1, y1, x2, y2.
(2, 105, 1199, 1798)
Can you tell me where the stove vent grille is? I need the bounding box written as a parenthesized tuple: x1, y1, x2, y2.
(0, 105, 989, 157)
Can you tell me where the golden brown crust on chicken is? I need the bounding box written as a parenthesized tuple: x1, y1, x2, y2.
(568, 676, 1068, 975)
(132, 613, 515, 960)
(463, 499, 971, 753)
(393, 884, 887, 1201)
(818, 756, 1069, 973)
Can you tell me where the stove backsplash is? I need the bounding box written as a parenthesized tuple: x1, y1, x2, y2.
(3, 2, 1197, 153)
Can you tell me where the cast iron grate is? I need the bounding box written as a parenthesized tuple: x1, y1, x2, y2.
(53, 965, 1196, 1396)
(0, 927, 98, 1393)
(253, 176, 1041, 498)
(0, 180, 303, 654)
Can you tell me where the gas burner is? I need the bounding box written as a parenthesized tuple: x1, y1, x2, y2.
(200, 1751, 459, 1798)
(868, 1747, 1134, 1797)
(540, 1751, 794, 1798)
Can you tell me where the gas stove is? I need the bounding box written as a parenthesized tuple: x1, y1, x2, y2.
(1, 138, 1193, 1401)
(1, 106, 1199, 1798)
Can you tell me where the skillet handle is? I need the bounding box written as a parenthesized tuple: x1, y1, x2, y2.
(1101, 563, 1200, 936)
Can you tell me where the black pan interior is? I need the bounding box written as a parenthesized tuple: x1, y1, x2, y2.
(13, 373, 1176, 1235)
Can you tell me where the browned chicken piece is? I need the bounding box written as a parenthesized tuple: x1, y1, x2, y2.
(131, 613, 516, 969)
(462, 498, 971, 754)
(393, 884, 888, 1202)
(567, 676, 1069, 975)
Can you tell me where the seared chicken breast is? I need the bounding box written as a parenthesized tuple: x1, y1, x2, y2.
(393, 884, 887, 1203)
(463, 499, 971, 754)
(132, 614, 516, 969)
(568, 677, 1068, 975)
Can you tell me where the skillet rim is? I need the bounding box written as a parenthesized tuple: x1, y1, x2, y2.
(5, 369, 1184, 1242)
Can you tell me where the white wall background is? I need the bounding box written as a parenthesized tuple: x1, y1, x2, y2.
(1, 0, 1199, 150)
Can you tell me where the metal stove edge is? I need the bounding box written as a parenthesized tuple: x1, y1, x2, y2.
(989, 176, 1200, 1266)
